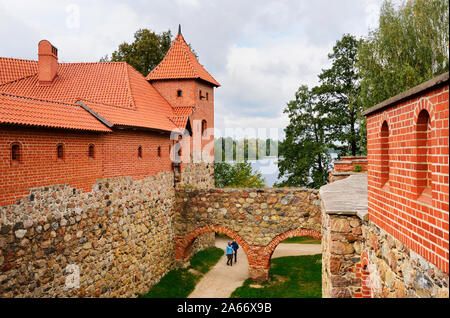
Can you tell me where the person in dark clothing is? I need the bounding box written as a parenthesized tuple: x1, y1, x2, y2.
(226, 241, 233, 266)
(231, 239, 239, 263)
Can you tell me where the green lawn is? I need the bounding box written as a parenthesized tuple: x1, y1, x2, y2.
(230, 254, 322, 298)
(139, 246, 224, 298)
(281, 236, 321, 244)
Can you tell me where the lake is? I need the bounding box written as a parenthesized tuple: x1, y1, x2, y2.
(249, 157, 283, 187)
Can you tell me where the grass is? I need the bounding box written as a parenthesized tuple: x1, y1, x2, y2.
(139, 246, 224, 298)
(230, 254, 322, 298)
(190, 247, 225, 274)
(281, 236, 321, 244)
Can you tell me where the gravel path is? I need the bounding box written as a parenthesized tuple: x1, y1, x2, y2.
(188, 238, 321, 298)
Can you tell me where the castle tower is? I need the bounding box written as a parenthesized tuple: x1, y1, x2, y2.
(146, 25, 220, 164)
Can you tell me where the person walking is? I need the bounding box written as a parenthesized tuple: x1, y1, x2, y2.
(226, 241, 233, 266)
(231, 239, 239, 263)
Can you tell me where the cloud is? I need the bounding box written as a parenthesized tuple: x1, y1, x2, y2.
(0, 0, 385, 138)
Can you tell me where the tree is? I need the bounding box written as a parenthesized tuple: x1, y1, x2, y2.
(214, 161, 266, 188)
(276, 85, 331, 189)
(358, 0, 449, 108)
(318, 34, 365, 156)
(102, 28, 200, 77)
(101, 28, 173, 76)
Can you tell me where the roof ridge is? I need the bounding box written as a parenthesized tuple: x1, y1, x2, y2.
(0, 57, 37, 63)
(77, 98, 135, 110)
(0, 72, 37, 88)
(124, 64, 137, 109)
(179, 35, 200, 79)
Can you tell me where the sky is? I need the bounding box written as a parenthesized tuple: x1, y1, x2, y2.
(0, 0, 387, 140)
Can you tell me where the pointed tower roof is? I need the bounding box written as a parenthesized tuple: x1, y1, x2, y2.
(145, 27, 220, 87)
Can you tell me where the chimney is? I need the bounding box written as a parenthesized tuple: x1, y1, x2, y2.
(38, 40, 58, 85)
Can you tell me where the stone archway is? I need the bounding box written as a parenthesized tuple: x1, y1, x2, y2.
(250, 228, 322, 281)
(174, 226, 322, 282)
(174, 225, 252, 264)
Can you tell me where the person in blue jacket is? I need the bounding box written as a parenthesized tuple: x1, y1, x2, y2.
(231, 239, 239, 263)
(226, 241, 234, 266)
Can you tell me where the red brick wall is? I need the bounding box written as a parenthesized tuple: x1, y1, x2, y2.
(0, 126, 174, 206)
(101, 130, 173, 179)
(190, 81, 214, 161)
(151, 79, 215, 163)
(366, 84, 449, 274)
(151, 80, 197, 107)
(333, 157, 368, 172)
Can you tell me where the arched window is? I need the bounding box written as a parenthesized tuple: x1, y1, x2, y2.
(201, 120, 207, 137)
(11, 143, 21, 162)
(177, 90, 182, 97)
(380, 121, 389, 186)
(138, 146, 143, 158)
(57, 144, 64, 160)
(206, 92, 209, 101)
(416, 109, 432, 197)
(88, 144, 95, 158)
(157, 146, 161, 157)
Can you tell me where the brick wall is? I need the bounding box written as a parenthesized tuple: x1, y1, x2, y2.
(0, 126, 174, 206)
(365, 82, 449, 275)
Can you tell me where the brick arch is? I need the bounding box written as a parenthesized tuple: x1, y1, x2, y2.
(261, 228, 322, 268)
(378, 112, 391, 137)
(413, 97, 435, 125)
(174, 225, 251, 261)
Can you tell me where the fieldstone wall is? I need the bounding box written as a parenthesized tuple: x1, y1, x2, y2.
(0, 161, 217, 298)
(0, 172, 176, 298)
(174, 187, 322, 281)
(363, 223, 449, 298)
(178, 163, 215, 189)
(321, 206, 368, 298)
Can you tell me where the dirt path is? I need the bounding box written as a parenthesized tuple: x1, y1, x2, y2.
(188, 238, 321, 298)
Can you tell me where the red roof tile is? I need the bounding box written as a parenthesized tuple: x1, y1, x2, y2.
(0, 61, 136, 108)
(0, 94, 112, 132)
(0, 58, 178, 132)
(0, 58, 37, 85)
(146, 33, 220, 87)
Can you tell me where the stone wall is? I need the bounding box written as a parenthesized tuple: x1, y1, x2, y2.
(0, 161, 217, 298)
(178, 162, 215, 190)
(174, 187, 322, 281)
(0, 172, 176, 297)
(363, 223, 449, 298)
(321, 206, 368, 298)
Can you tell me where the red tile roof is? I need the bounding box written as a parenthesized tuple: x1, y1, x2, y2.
(0, 93, 112, 132)
(0, 58, 38, 85)
(0, 33, 218, 133)
(146, 33, 220, 87)
(0, 58, 177, 132)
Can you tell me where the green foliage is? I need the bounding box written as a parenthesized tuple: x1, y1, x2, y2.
(102, 28, 173, 76)
(139, 246, 223, 298)
(214, 161, 266, 188)
(318, 34, 366, 156)
(190, 247, 224, 274)
(139, 268, 199, 298)
(230, 254, 322, 298)
(276, 85, 331, 189)
(353, 164, 363, 172)
(358, 0, 449, 108)
(281, 236, 321, 244)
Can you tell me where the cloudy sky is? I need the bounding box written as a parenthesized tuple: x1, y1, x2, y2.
(0, 0, 386, 139)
